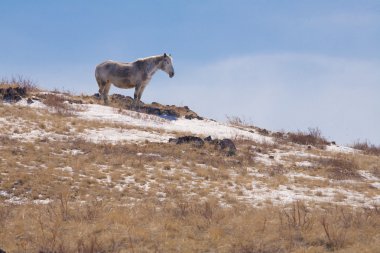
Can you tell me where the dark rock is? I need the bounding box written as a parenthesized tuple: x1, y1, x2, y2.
(185, 114, 204, 120)
(0, 248, 6, 253)
(218, 139, 236, 151)
(142, 107, 179, 118)
(257, 128, 269, 135)
(104, 93, 203, 120)
(217, 139, 237, 156)
(162, 109, 179, 117)
(331, 141, 336, 145)
(168, 138, 177, 143)
(111, 94, 136, 104)
(269, 155, 275, 159)
(27, 98, 34, 104)
(204, 136, 213, 142)
(0, 86, 26, 102)
(170, 135, 237, 155)
(307, 145, 312, 150)
(169, 136, 204, 147)
(177, 136, 204, 147)
(145, 107, 162, 115)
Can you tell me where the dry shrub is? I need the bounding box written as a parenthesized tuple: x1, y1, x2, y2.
(43, 93, 75, 116)
(352, 140, 380, 156)
(371, 167, 380, 178)
(226, 115, 271, 136)
(0, 134, 17, 145)
(267, 164, 288, 177)
(318, 206, 380, 251)
(286, 127, 328, 148)
(0, 75, 39, 93)
(226, 115, 249, 127)
(319, 156, 361, 180)
(1, 198, 380, 252)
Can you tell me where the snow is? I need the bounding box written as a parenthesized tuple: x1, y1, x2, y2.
(75, 103, 272, 143)
(254, 149, 319, 166)
(286, 172, 326, 181)
(11, 129, 68, 142)
(80, 127, 172, 143)
(358, 170, 379, 181)
(295, 161, 314, 168)
(58, 166, 74, 173)
(238, 182, 379, 207)
(15, 98, 47, 109)
(326, 144, 356, 153)
(2, 95, 379, 208)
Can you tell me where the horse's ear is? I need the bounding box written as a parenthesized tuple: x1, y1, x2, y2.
(164, 53, 167, 58)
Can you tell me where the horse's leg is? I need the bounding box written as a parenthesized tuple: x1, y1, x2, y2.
(134, 84, 146, 111)
(96, 78, 106, 100)
(133, 84, 141, 110)
(102, 81, 111, 105)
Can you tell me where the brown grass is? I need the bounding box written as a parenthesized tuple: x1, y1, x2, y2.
(352, 140, 380, 156)
(318, 156, 361, 180)
(0, 75, 40, 93)
(1, 93, 380, 252)
(1, 199, 379, 252)
(42, 93, 77, 116)
(279, 127, 329, 148)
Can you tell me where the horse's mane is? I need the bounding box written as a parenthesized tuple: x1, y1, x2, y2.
(136, 55, 163, 62)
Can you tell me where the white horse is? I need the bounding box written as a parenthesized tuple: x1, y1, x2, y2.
(95, 53, 174, 106)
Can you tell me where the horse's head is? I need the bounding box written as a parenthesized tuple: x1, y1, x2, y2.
(160, 53, 175, 78)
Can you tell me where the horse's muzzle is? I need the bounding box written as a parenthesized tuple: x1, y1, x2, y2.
(169, 72, 174, 78)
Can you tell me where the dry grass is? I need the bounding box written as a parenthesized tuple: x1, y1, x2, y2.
(1, 199, 379, 253)
(317, 156, 361, 180)
(352, 140, 380, 156)
(0, 76, 40, 93)
(278, 127, 329, 149)
(1, 93, 380, 252)
(42, 93, 77, 116)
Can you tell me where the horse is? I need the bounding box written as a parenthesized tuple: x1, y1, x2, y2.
(95, 53, 175, 107)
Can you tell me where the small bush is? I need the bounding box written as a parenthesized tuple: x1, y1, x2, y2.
(319, 156, 361, 180)
(43, 93, 75, 116)
(352, 140, 380, 156)
(0, 75, 39, 93)
(286, 127, 328, 148)
(226, 115, 250, 127)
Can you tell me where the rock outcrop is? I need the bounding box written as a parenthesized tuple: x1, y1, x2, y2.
(169, 135, 237, 156)
(169, 136, 205, 147)
(106, 94, 203, 120)
(0, 85, 27, 102)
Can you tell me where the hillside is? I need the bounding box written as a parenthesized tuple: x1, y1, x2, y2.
(1, 87, 380, 252)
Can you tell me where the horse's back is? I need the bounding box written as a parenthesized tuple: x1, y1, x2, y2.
(96, 60, 125, 78)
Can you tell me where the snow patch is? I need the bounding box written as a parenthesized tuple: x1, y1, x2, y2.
(295, 161, 314, 168)
(326, 145, 356, 153)
(76, 103, 271, 142)
(80, 127, 172, 143)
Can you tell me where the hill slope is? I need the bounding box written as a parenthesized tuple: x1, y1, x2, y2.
(1, 90, 379, 252)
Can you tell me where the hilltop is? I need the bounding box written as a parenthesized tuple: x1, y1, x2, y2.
(0, 85, 379, 252)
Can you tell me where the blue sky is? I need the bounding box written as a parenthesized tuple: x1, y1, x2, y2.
(1, 1, 379, 145)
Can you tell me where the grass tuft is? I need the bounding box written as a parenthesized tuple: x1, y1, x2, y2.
(352, 140, 380, 156)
